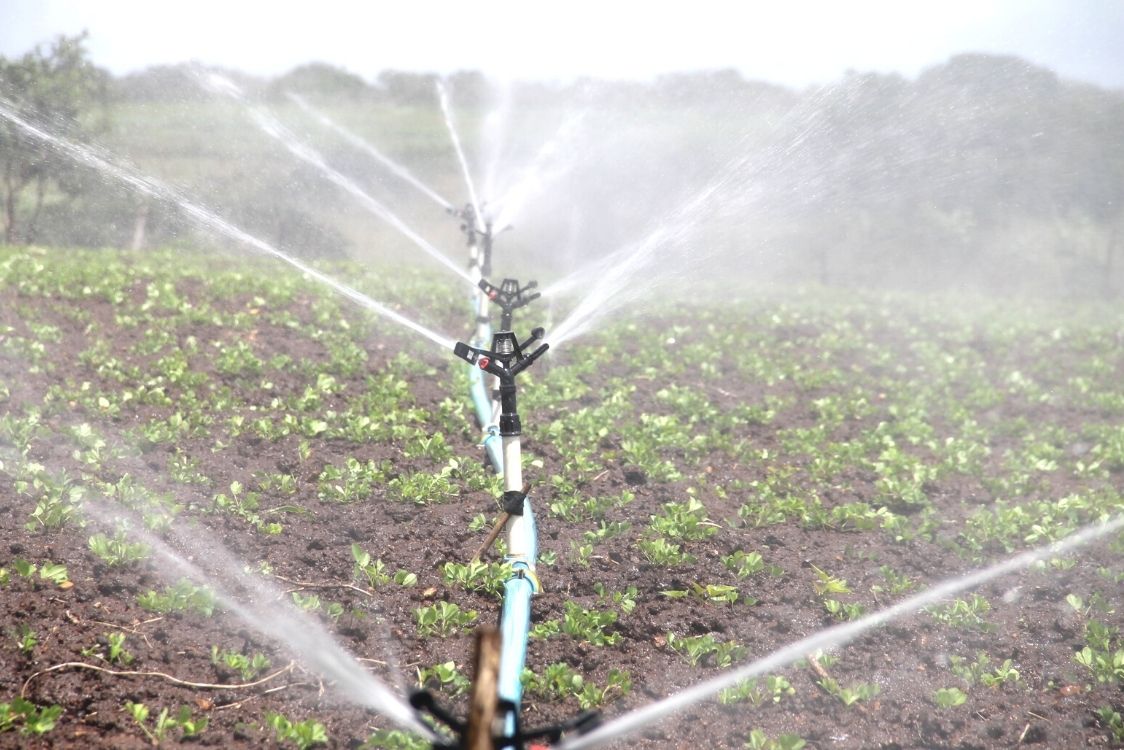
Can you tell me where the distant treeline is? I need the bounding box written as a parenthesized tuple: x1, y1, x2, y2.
(3, 34, 1122, 298)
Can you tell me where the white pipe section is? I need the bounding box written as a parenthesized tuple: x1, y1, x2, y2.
(503, 436, 522, 492)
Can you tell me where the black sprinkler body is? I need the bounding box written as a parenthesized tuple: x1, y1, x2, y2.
(478, 277, 540, 331)
(450, 203, 495, 275)
(453, 327, 547, 438)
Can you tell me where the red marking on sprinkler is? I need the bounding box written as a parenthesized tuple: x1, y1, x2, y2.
(488, 290, 498, 300)
(478, 357, 490, 369)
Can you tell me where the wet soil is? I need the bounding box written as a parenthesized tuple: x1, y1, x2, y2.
(1, 253, 1122, 749)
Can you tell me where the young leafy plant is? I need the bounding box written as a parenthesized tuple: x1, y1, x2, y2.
(414, 602, 477, 637)
(265, 711, 328, 750)
(0, 698, 63, 736)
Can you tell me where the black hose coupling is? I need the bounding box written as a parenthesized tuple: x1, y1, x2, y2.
(502, 489, 527, 515)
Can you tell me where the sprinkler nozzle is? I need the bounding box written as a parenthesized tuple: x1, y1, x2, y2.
(479, 277, 541, 330)
(453, 327, 549, 436)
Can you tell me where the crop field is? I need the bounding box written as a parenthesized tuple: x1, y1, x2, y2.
(1, 245, 1123, 749)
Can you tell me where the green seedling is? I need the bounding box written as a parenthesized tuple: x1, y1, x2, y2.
(666, 633, 746, 668)
(818, 677, 880, 708)
(561, 601, 621, 646)
(823, 598, 866, 620)
(416, 661, 471, 697)
(88, 531, 149, 567)
(719, 675, 795, 706)
(442, 560, 511, 597)
(104, 632, 134, 665)
(871, 564, 916, 596)
(933, 687, 968, 708)
(352, 544, 391, 588)
(950, 652, 1020, 687)
(291, 591, 321, 612)
(649, 498, 718, 540)
(211, 646, 270, 681)
(522, 663, 631, 709)
(137, 578, 217, 616)
(38, 561, 69, 586)
(637, 538, 695, 566)
(1095, 706, 1124, 743)
(265, 711, 328, 749)
(13, 624, 37, 655)
(568, 540, 594, 567)
(0, 698, 63, 736)
(745, 729, 806, 750)
(362, 729, 431, 749)
(415, 602, 477, 637)
(722, 550, 765, 578)
(810, 564, 850, 596)
(593, 583, 638, 614)
(927, 594, 994, 632)
(124, 701, 207, 744)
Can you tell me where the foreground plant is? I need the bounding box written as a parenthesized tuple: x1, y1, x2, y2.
(927, 594, 994, 632)
(416, 661, 471, 697)
(719, 675, 795, 706)
(0, 698, 62, 736)
(1095, 706, 1124, 743)
(522, 662, 632, 709)
(818, 676, 880, 708)
(124, 701, 207, 744)
(745, 728, 806, 750)
(137, 578, 217, 616)
(212, 646, 271, 681)
(933, 687, 969, 708)
(265, 711, 328, 750)
(414, 602, 477, 637)
(666, 632, 746, 668)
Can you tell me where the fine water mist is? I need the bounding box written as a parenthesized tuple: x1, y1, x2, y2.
(436, 80, 482, 228)
(200, 72, 474, 288)
(0, 96, 456, 352)
(490, 110, 587, 233)
(82, 498, 433, 738)
(288, 91, 455, 212)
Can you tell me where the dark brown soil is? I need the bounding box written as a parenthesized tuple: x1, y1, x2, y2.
(1, 250, 1122, 749)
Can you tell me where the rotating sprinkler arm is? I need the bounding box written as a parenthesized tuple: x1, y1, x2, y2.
(479, 278, 541, 331)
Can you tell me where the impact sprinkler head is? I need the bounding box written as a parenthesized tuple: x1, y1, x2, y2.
(479, 277, 540, 330)
(454, 326, 547, 438)
(453, 327, 547, 382)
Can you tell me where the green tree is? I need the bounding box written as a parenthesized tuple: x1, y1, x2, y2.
(0, 32, 109, 244)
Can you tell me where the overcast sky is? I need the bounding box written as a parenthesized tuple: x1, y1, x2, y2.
(1, 0, 1123, 89)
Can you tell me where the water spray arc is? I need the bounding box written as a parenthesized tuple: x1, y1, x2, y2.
(0, 98, 456, 352)
(79, 497, 435, 738)
(560, 514, 1124, 750)
(437, 81, 483, 233)
(288, 92, 456, 212)
(200, 73, 476, 289)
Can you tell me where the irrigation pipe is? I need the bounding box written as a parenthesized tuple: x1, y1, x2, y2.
(560, 514, 1124, 750)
